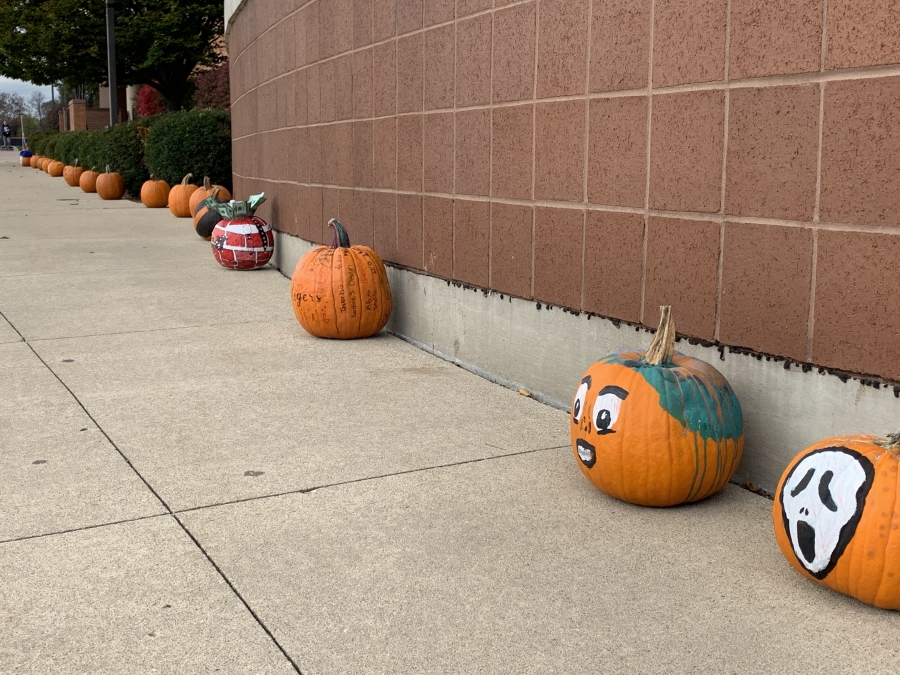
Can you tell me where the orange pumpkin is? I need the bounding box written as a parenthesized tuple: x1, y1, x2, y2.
(291, 219, 393, 339)
(48, 161, 65, 177)
(140, 175, 170, 208)
(20, 155, 30, 167)
(773, 431, 900, 610)
(29, 155, 39, 168)
(189, 176, 232, 216)
(96, 165, 125, 200)
(63, 160, 84, 186)
(192, 186, 229, 239)
(40, 157, 50, 172)
(79, 166, 100, 193)
(168, 173, 198, 217)
(569, 306, 744, 507)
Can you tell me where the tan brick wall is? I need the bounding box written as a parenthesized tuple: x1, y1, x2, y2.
(228, 0, 900, 382)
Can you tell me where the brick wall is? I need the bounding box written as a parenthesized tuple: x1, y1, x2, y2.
(228, 0, 900, 381)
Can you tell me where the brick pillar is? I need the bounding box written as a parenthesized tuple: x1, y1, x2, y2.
(68, 100, 87, 131)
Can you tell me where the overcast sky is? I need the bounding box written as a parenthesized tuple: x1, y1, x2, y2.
(0, 77, 54, 101)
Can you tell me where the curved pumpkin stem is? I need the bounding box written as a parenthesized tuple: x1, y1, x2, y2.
(74, 158, 80, 168)
(645, 305, 676, 366)
(876, 431, 900, 450)
(105, 164, 112, 173)
(210, 186, 221, 200)
(202, 176, 211, 190)
(329, 219, 351, 248)
(181, 173, 193, 185)
(89, 166, 97, 173)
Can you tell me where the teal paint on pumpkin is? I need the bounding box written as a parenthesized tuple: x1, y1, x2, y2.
(599, 351, 743, 443)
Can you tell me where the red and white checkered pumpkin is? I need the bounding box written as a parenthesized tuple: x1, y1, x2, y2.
(206, 193, 275, 270)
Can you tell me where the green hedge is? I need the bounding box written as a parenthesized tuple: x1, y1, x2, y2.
(145, 110, 232, 192)
(30, 110, 231, 199)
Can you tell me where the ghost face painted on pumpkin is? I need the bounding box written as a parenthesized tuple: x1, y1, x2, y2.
(779, 447, 875, 579)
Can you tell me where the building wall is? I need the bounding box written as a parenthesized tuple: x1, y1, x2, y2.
(227, 0, 900, 383)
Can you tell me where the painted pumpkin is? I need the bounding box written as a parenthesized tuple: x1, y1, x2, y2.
(20, 155, 30, 167)
(570, 306, 743, 507)
(192, 186, 228, 240)
(291, 219, 393, 339)
(206, 193, 274, 270)
(96, 165, 125, 200)
(63, 160, 84, 187)
(189, 176, 232, 216)
(140, 175, 170, 208)
(773, 431, 900, 610)
(79, 167, 100, 193)
(48, 161, 65, 177)
(168, 173, 197, 217)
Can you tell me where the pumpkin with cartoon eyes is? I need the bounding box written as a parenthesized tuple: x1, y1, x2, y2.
(569, 306, 744, 507)
(772, 432, 900, 610)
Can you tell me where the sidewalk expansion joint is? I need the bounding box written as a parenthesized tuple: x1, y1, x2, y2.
(175, 445, 570, 516)
(26, 318, 298, 343)
(174, 515, 306, 675)
(0, 513, 169, 546)
(24, 341, 175, 515)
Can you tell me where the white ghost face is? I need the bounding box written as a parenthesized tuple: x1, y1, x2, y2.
(779, 447, 874, 579)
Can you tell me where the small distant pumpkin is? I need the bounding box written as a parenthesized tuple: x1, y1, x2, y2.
(140, 175, 170, 208)
(96, 165, 125, 200)
(48, 161, 65, 177)
(192, 186, 228, 239)
(569, 306, 743, 507)
(773, 431, 900, 610)
(291, 219, 393, 339)
(63, 160, 84, 187)
(29, 155, 40, 168)
(168, 173, 198, 218)
(40, 157, 51, 172)
(79, 166, 100, 193)
(189, 176, 232, 216)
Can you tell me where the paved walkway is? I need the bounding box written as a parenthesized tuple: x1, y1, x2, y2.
(1, 153, 898, 674)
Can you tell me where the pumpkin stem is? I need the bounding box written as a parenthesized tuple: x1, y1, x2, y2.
(329, 219, 351, 248)
(645, 305, 676, 366)
(203, 176, 211, 190)
(105, 164, 111, 173)
(74, 158, 79, 167)
(876, 431, 900, 450)
(181, 173, 193, 185)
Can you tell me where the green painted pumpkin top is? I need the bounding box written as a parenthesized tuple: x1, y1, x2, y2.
(600, 350, 744, 443)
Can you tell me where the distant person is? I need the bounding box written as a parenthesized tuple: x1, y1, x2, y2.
(1, 122, 11, 150)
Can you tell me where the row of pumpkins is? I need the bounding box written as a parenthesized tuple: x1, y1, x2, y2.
(23, 154, 234, 240)
(21, 152, 900, 612)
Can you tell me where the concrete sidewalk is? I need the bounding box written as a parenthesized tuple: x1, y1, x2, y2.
(1, 153, 897, 674)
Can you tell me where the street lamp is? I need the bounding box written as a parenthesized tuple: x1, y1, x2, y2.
(106, 0, 117, 127)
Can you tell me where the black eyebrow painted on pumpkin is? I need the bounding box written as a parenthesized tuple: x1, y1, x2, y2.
(791, 467, 815, 497)
(598, 385, 628, 400)
(581, 375, 592, 388)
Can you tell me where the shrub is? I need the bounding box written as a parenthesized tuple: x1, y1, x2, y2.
(135, 85, 167, 118)
(145, 109, 232, 191)
(29, 131, 59, 156)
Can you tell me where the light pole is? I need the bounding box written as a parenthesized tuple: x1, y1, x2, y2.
(106, 0, 117, 127)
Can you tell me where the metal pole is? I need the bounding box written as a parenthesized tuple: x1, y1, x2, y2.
(106, 0, 117, 127)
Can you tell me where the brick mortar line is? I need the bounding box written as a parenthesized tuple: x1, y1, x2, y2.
(640, 0, 655, 325)
(581, 0, 594, 312)
(234, 173, 900, 235)
(716, 0, 732, 342)
(230, 45, 900, 109)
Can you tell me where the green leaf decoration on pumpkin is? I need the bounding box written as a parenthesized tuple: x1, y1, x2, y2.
(204, 192, 266, 219)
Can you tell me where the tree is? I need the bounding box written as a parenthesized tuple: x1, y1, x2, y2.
(0, 92, 26, 128)
(27, 90, 45, 118)
(0, 0, 225, 111)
